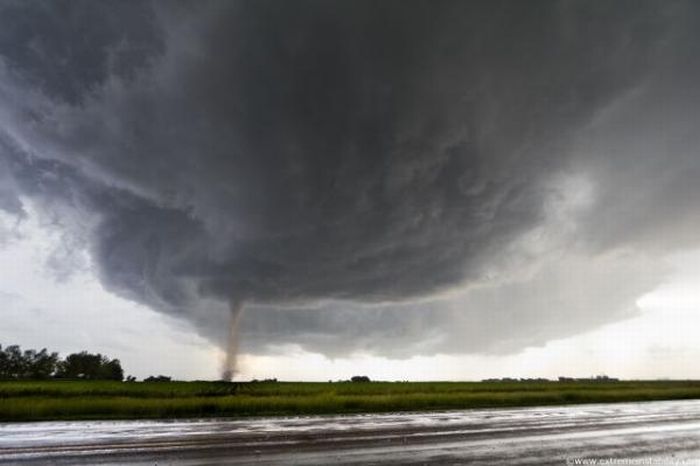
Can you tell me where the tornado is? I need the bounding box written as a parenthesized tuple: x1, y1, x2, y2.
(221, 301, 245, 381)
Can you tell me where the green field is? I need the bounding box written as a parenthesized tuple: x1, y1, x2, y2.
(1, 380, 700, 422)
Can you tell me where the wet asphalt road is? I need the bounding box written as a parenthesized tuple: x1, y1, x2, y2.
(1, 399, 700, 465)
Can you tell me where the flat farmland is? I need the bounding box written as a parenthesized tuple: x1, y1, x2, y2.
(2, 380, 700, 422)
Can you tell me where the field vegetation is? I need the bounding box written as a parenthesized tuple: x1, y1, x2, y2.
(2, 379, 700, 422)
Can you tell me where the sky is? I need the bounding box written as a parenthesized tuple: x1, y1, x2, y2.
(1, 1, 700, 381)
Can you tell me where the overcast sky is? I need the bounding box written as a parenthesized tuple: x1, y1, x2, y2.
(1, 1, 700, 381)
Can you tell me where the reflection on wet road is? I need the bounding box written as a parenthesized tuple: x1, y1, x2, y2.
(1, 400, 700, 465)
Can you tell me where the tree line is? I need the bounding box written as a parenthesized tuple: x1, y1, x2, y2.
(0, 344, 124, 381)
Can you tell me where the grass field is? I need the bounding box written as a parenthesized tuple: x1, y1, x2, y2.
(1, 380, 700, 422)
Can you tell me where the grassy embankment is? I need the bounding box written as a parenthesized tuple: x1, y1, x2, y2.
(1, 379, 700, 422)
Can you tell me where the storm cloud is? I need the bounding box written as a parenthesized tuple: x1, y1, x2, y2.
(1, 1, 699, 358)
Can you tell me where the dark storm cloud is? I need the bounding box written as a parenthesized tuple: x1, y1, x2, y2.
(1, 1, 698, 356)
(0, 0, 162, 104)
(239, 251, 661, 357)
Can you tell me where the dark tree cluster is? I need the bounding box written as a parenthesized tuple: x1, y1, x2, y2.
(558, 375, 619, 383)
(143, 375, 171, 382)
(250, 378, 277, 383)
(56, 351, 124, 381)
(0, 345, 59, 379)
(0, 344, 123, 381)
(350, 376, 371, 383)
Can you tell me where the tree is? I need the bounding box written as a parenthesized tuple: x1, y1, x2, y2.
(56, 352, 124, 381)
(1, 345, 25, 379)
(144, 375, 171, 382)
(351, 375, 371, 383)
(25, 348, 59, 379)
(0, 345, 8, 379)
(1, 344, 124, 380)
(0, 345, 59, 379)
(100, 359, 124, 381)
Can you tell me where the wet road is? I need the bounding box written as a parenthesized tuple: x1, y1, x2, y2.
(1, 400, 700, 465)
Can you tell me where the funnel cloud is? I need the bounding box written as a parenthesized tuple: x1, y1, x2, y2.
(222, 302, 245, 381)
(1, 1, 700, 366)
